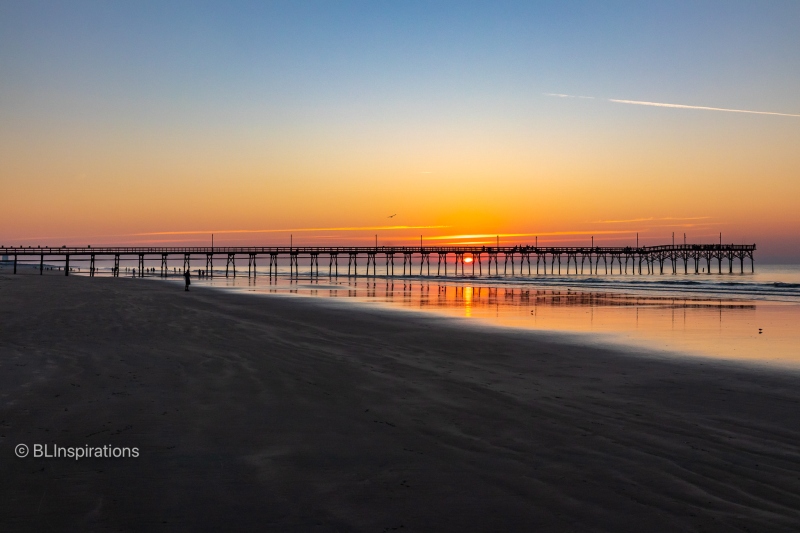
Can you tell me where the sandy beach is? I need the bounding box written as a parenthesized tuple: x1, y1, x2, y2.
(1, 273, 799, 532)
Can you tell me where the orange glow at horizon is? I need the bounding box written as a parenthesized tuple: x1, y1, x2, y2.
(2, 97, 798, 259)
(2, 128, 796, 257)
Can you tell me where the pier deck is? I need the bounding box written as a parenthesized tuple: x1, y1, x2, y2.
(1, 244, 756, 277)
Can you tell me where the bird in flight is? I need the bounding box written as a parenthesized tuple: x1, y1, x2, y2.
(388, 214, 396, 218)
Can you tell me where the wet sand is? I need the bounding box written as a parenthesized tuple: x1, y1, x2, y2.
(1, 273, 799, 532)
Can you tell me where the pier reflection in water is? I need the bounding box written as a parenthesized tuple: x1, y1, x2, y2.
(197, 276, 799, 366)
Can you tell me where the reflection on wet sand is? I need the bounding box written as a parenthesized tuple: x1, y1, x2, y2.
(208, 276, 797, 365)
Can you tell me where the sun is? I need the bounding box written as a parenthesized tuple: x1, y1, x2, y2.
(464, 256, 473, 263)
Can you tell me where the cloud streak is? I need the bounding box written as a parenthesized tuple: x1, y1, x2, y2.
(134, 225, 449, 236)
(544, 93, 595, 99)
(593, 216, 711, 224)
(545, 93, 800, 118)
(426, 230, 643, 241)
(5, 225, 450, 242)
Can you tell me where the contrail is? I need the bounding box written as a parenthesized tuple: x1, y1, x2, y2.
(545, 93, 800, 118)
(609, 98, 800, 118)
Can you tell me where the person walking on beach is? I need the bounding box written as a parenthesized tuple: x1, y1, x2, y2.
(184, 269, 191, 291)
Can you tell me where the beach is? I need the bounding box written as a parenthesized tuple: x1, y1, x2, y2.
(2, 273, 800, 532)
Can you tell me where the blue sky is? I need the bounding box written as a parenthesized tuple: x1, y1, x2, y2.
(4, 1, 797, 122)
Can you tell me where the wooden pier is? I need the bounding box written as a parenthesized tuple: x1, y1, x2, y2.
(1, 244, 756, 278)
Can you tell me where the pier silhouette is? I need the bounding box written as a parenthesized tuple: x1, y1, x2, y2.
(1, 243, 756, 277)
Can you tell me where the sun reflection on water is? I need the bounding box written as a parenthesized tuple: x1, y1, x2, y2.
(181, 274, 798, 365)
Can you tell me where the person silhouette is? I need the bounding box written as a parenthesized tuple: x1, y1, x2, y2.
(184, 269, 191, 291)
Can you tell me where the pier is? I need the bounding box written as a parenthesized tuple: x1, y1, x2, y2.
(1, 244, 756, 277)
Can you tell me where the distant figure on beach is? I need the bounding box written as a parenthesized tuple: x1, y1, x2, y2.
(184, 269, 191, 291)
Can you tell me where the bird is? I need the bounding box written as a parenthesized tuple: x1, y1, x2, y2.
(388, 214, 396, 218)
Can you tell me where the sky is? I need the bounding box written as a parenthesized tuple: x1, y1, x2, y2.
(1, 1, 799, 260)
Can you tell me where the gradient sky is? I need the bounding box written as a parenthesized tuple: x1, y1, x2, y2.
(2, 1, 799, 259)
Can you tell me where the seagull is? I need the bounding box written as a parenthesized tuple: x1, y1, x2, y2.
(388, 214, 396, 218)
